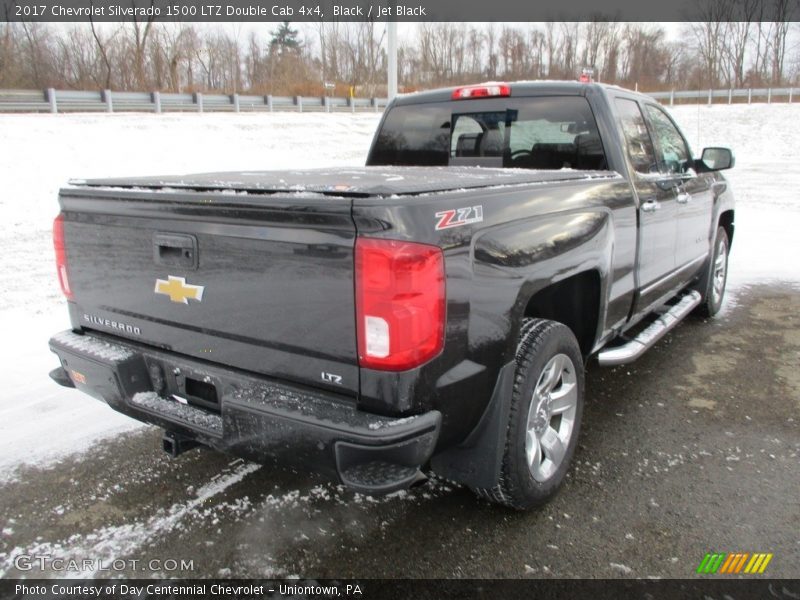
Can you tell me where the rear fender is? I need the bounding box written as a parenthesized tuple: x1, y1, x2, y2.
(472, 209, 614, 362)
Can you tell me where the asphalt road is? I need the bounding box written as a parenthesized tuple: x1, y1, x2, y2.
(1, 284, 798, 579)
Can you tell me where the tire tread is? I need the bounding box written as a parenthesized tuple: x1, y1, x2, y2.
(695, 226, 729, 318)
(475, 318, 575, 509)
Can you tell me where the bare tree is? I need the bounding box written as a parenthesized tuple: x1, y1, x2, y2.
(692, 0, 729, 88)
(545, 22, 557, 77)
(88, 17, 117, 89)
(770, 0, 793, 84)
(560, 22, 581, 77)
(18, 21, 55, 87)
(601, 22, 621, 83)
(148, 24, 193, 91)
(720, 0, 761, 86)
(3, 19, 792, 97)
(485, 24, 497, 79)
(125, 0, 156, 89)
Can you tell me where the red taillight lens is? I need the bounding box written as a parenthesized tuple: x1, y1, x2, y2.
(355, 238, 445, 371)
(53, 214, 73, 299)
(452, 84, 511, 100)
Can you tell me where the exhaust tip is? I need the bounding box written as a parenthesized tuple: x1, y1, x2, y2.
(49, 366, 76, 389)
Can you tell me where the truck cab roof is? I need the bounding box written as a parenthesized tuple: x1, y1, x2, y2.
(392, 81, 643, 107)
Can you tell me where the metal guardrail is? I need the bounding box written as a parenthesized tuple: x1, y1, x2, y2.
(648, 86, 795, 105)
(0, 88, 389, 114)
(0, 86, 795, 114)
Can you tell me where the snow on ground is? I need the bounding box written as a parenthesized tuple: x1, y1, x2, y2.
(0, 103, 798, 481)
(676, 103, 800, 289)
(0, 112, 381, 481)
(2, 460, 262, 578)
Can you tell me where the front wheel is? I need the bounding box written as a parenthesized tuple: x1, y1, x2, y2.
(474, 318, 584, 509)
(695, 226, 730, 317)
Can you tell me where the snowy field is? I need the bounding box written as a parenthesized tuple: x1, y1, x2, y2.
(0, 103, 798, 482)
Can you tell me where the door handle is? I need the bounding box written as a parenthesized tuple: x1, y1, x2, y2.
(641, 200, 661, 213)
(677, 192, 692, 204)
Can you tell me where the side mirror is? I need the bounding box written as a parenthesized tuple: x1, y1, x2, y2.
(700, 147, 735, 171)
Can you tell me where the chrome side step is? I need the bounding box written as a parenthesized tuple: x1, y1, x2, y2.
(597, 291, 702, 367)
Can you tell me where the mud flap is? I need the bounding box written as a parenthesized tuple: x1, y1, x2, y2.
(430, 361, 515, 489)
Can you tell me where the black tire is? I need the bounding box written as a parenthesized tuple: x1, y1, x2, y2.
(695, 226, 730, 318)
(474, 318, 584, 510)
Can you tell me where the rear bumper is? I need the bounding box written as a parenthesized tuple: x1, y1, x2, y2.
(49, 330, 441, 494)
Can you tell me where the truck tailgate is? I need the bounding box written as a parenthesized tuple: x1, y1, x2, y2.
(59, 185, 359, 395)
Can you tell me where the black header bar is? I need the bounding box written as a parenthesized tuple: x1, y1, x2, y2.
(2, 0, 798, 22)
(2, 579, 800, 600)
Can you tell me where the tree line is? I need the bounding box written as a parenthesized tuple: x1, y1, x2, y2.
(0, 19, 797, 96)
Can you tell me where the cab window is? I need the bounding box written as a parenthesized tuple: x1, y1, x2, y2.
(644, 104, 692, 175)
(369, 96, 606, 170)
(369, 104, 451, 166)
(615, 98, 657, 175)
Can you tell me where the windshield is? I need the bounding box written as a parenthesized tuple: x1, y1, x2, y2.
(368, 96, 607, 170)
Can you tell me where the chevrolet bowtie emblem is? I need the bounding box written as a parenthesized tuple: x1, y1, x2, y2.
(154, 276, 204, 304)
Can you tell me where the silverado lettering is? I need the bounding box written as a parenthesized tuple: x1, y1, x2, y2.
(83, 314, 141, 336)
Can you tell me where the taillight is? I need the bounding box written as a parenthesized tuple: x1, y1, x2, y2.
(452, 84, 511, 100)
(355, 238, 445, 371)
(53, 214, 73, 299)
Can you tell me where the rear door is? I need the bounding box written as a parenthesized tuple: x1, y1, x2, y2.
(61, 188, 359, 395)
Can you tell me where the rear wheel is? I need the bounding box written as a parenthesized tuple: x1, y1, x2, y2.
(695, 226, 729, 317)
(474, 318, 584, 509)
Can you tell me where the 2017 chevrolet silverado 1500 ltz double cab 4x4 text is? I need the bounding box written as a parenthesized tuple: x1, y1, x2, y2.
(48, 82, 735, 508)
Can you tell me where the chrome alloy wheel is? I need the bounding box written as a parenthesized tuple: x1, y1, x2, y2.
(525, 353, 578, 482)
(712, 236, 728, 306)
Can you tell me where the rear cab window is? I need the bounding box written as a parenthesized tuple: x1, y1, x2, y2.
(368, 96, 607, 170)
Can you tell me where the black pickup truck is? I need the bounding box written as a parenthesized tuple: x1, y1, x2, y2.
(49, 82, 735, 508)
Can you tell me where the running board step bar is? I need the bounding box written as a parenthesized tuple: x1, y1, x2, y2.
(597, 291, 702, 367)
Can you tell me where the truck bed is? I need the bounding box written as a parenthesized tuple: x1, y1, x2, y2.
(61, 166, 616, 396)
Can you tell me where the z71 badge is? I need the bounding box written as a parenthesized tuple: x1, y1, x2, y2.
(435, 205, 483, 230)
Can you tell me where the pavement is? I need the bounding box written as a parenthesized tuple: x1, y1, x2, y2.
(1, 284, 798, 579)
